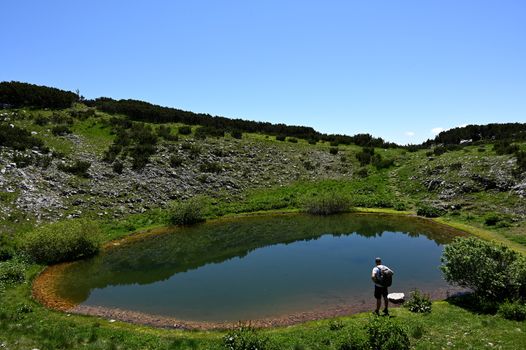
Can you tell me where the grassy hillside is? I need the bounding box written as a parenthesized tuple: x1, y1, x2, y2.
(1, 102, 526, 349)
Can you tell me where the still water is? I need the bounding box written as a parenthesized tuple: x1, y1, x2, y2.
(54, 213, 465, 322)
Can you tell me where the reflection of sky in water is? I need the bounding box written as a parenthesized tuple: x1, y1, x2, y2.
(83, 232, 446, 321)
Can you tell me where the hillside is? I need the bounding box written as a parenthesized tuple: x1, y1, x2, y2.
(1, 83, 526, 349)
(0, 85, 525, 242)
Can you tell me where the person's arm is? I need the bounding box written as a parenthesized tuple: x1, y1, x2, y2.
(371, 267, 377, 282)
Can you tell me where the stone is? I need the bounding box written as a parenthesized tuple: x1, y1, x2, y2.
(387, 292, 405, 304)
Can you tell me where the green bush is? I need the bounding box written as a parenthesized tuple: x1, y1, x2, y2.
(230, 130, 243, 139)
(441, 237, 526, 301)
(416, 205, 445, 218)
(112, 160, 124, 174)
(329, 147, 339, 155)
(195, 126, 225, 139)
(498, 300, 526, 321)
(484, 213, 502, 226)
(222, 324, 269, 350)
(0, 123, 44, 151)
(58, 160, 91, 177)
(169, 155, 183, 168)
(276, 134, 286, 141)
(178, 125, 192, 135)
(356, 167, 369, 178)
(404, 290, 432, 314)
(303, 194, 351, 215)
(0, 260, 26, 286)
(23, 220, 101, 264)
(356, 147, 375, 166)
(169, 197, 206, 225)
(287, 137, 298, 143)
(51, 125, 72, 136)
(199, 161, 222, 173)
(365, 316, 410, 350)
(371, 154, 395, 169)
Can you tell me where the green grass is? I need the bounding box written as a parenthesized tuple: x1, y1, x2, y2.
(2, 275, 526, 349)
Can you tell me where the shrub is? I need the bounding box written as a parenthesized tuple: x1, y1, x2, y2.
(58, 160, 91, 177)
(288, 137, 298, 143)
(441, 237, 526, 301)
(329, 147, 339, 155)
(169, 197, 206, 226)
(498, 300, 526, 321)
(371, 154, 395, 169)
(449, 162, 462, 170)
(0, 260, 26, 286)
(356, 147, 374, 166)
(276, 134, 286, 141)
(230, 130, 243, 139)
(516, 151, 526, 172)
(393, 202, 406, 211)
(222, 324, 269, 350)
(51, 125, 72, 136)
(356, 167, 369, 178)
(493, 140, 519, 155)
(199, 161, 222, 173)
(0, 123, 44, 151)
(303, 194, 351, 215)
(484, 213, 502, 226)
(416, 205, 445, 218)
(432, 147, 447, 156)
(178, 125, 192, 135)
(169, 155, 183, 168)
(308, 138, 317, 145)
(34, 114, 50, 125)
(195, 126, 225, 139)
(303, 160, 316, 170)
(365, 316, 410, 350)
(404, 290, 432, 314)
(23, 220, 101, 264)
(112, 160, 124, 174)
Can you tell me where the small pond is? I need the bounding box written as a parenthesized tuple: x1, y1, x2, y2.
(43, 213, 466, 326)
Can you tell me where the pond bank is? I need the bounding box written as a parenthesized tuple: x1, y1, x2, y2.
(33, 210, 468, 330)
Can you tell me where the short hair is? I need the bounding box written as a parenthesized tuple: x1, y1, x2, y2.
(375, 257, 382, 263)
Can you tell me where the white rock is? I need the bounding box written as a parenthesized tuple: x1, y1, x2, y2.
(387, 292, 405, 304)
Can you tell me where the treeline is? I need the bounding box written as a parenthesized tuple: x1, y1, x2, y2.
(0, 81, 78, 109)
(424, 123, 526, 146)
(85, 97, 396, 147)
(0, 81, 396, 147)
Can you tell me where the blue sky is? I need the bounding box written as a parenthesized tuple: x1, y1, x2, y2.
(1, 0, 525, 144)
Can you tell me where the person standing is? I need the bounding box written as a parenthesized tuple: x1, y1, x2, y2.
(371, 257, 393, 315)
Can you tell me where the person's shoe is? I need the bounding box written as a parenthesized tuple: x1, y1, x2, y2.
(382, 309, 389, 316)
(372, 310, 380, 316)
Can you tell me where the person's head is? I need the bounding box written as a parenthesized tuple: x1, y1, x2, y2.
(375, 257, 382, 265)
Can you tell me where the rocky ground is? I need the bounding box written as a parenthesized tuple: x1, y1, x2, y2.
(0, 131, 352, 223)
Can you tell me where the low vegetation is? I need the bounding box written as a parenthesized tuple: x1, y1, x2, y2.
(441, 237, 526, 302)
(303, 193, 352, 215)
(1, 82, 526, 348)
(169, 197, 206, 225)
(22, 220, 102, 264)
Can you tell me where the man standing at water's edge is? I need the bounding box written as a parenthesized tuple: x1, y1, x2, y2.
(371, 257, 393, 315)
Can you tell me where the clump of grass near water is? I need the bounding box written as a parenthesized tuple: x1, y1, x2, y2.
(303, 194, 352, 215)
(169, 197, 206, 225)
(22, 219, 102, 264)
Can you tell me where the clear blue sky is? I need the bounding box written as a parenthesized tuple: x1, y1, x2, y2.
(1, 0, 525, 144)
